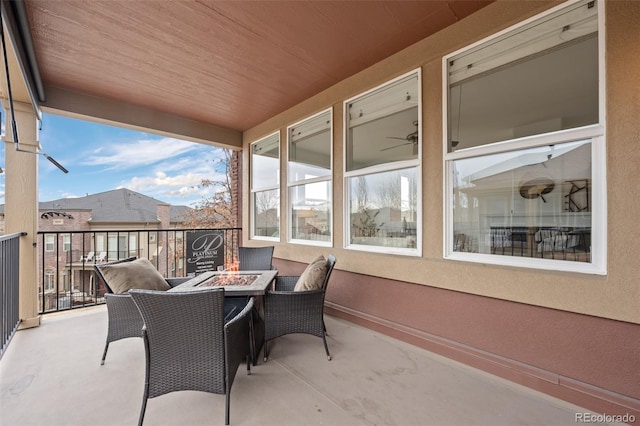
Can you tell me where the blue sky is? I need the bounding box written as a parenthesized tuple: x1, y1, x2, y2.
(0, 113, 228, 207)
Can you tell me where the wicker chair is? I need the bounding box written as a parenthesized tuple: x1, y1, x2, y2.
(94, 257, 190, 365)
(233, 245, 275, 363)
(237, 246, 275, 270)
(263, 255, 336, 361)
(130, 289, 253, 426)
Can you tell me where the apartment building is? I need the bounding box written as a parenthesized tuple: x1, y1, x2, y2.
(1, 188, 191, 310)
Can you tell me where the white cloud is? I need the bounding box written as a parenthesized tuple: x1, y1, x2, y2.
(118, 169, 224, 205)
(125, 171, 203, 190)
(83, 137, 201, 170)
(157, 148, 226, 175)
(60, 192, 83, 199)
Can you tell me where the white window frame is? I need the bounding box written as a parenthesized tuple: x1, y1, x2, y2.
(108, 235, 127, 260)
(61, 270, 70, 292)
(129, 234, 137, 251)
(62, 234, 71, 252)
(250, 131, 281, 241)
(442, 0, 606, 275)
(287, 108, 333, 247)
(44, 270, 55, 292)
(44, 235, 55, 252)
(343, 68, 423, 256)
(95, 234, 106, 252)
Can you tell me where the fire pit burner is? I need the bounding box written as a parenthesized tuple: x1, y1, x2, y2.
(197, 274, 259, 287)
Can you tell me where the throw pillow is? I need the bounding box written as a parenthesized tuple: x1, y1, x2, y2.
(99, 258, 171, 294)
(293, 255, 328, 292)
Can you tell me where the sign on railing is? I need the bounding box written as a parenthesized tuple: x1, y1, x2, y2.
(186, 230, 225, 275)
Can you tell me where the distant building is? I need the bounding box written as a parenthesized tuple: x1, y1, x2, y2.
(0, 187, 192, 231)
(0, 188, 193, 310)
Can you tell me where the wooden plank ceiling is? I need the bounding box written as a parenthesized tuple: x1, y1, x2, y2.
(24, 1, 492, 132)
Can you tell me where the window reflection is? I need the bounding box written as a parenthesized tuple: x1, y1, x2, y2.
(251, 133, 280, 239)
(349, 168, 418, 248)
(290, 182, 331, 242)
(453, 140, 591, 261)
(253, 189, 280, 238)
(447, 3, 598, 152)
(251, 134, 280, 189)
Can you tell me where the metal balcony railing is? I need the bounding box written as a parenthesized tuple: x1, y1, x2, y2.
(1, 232, 24, 359)
(36, 228, 242, 314)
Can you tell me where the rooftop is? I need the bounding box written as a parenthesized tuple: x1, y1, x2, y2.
(1, 307, 593, 425)
(0, 188, 192, 223)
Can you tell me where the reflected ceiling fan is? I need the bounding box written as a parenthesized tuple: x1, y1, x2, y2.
(382, 121, 418, 155)
(519, 177, 555, 202)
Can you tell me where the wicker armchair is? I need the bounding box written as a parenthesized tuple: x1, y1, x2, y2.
(233, 245, 275, 363)
(95, 257, 189, 365)
(129, 289, 253, 426)
(237, 246, 275, 270)
(263, 255, 336, 361)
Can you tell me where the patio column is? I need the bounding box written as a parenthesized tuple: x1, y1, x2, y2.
(2, 99, 41, 329)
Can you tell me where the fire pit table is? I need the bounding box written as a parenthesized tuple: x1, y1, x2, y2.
(168, 269, 278, 296)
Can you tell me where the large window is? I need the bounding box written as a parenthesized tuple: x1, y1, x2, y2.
(444, 0, 605, 274)
(251, 132, 280, 240)
(288, 109, 332, 245)
(344, 70, 421, 254)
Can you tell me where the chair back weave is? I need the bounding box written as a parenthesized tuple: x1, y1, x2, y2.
(130, 288, 227, 398)
(238, 246, 274, 270)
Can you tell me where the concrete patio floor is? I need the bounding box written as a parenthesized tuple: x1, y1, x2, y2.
(1, 306, 603, 426)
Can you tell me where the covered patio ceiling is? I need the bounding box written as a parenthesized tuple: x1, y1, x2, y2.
(3, 0, 491, 147)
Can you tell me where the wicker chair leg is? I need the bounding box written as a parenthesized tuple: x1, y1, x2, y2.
(263, 340, 269, 362)
(322, 334, 331, 361)
(248, 315, 256, 365)
(138, 394, 148, 426)
(139, 332, 150, 426)
(225, 392, 230, 425)
(101, 341, 109, 365)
